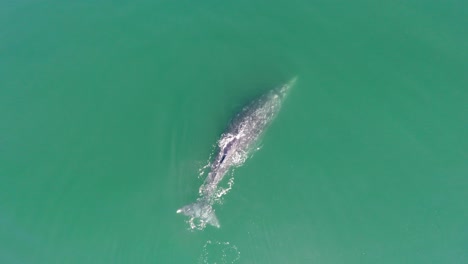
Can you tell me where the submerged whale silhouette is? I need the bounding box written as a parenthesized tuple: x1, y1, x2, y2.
(177, 78, 296, 228)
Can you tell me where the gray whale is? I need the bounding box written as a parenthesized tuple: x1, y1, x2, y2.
(177, 77, 296, 228)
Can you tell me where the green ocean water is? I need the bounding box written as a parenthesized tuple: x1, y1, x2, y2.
(1, 0, 467, 263)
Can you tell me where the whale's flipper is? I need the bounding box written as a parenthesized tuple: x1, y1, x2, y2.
(177, 201, 220, 228)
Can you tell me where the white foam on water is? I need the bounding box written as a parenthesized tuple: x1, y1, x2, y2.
(187, 216, 208, 231)
(199, 240, 240, 264)
(214, 176, 235, 200)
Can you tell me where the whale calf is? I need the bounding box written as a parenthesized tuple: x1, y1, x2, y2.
(177, 77, 297, 229)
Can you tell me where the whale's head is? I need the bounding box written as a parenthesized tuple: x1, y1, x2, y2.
(277, 76, 297, 98)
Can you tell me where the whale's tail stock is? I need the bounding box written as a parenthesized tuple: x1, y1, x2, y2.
(177, 200, 220, 228)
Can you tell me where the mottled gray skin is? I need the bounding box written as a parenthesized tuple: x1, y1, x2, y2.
(177, 78, 296, 228)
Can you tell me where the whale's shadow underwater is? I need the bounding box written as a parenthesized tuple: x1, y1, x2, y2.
(177, 77, 297, 229)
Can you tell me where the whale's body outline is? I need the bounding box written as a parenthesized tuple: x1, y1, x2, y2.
(177, 77, 296, 229)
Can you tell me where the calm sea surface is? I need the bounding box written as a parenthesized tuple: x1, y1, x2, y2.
(1, 0, 467, 263)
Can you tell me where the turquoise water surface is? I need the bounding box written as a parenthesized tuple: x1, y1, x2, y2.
(1, 0, 467, 263)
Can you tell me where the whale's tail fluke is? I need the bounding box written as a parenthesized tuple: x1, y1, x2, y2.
(177, 200, 220, 228)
